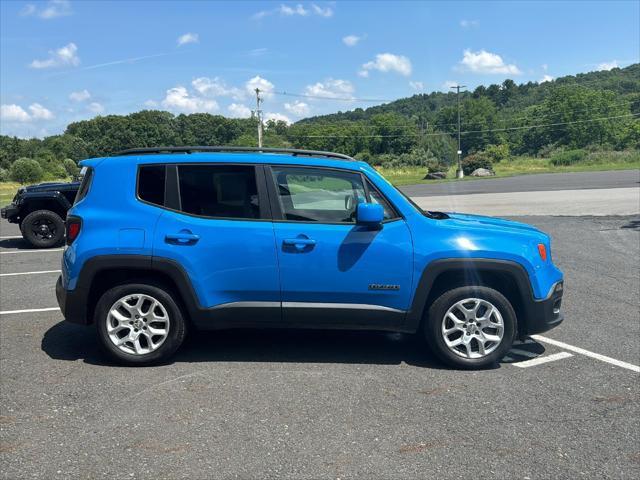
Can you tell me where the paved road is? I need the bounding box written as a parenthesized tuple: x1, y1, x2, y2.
(399, 169, 640, 197)
(1, 216, 639, 479)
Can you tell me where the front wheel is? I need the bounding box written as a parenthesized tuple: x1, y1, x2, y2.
(95, 283, 187, 366)
(424, 286, 516, 369)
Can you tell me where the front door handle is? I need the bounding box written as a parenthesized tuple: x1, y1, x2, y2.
(165, 232, 200, 245)
(283, 237, 316, 250)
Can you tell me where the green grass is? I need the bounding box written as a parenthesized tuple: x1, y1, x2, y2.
(0, 178, 70, 205)
(376, 152, 640, 186)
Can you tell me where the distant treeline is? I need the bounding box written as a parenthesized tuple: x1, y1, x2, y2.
(1, 64, 638, 182)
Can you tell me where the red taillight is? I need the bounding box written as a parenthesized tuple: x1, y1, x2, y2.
(537, 243, 548, 262)
(66, 219, 81, 245)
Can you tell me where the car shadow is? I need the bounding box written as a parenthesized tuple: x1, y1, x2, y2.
(41, 320, 484, 370)
(0, 237, 31, 249)
(620, 218, 640, 231)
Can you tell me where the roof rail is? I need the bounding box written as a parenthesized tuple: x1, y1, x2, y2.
(115, 146, 356, 162)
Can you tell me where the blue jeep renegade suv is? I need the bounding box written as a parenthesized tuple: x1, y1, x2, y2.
(56, 146, 564, 368)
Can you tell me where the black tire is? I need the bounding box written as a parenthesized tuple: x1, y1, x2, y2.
(94, 283, 187, 366)
(21, 210, 65, 248)
(423, 286, 516, 369)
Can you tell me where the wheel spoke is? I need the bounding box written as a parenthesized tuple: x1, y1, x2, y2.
(106, 293, 171, 356)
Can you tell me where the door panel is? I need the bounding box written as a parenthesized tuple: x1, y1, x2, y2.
(273, 220, 413, 312)
(151, 164, 280, 315)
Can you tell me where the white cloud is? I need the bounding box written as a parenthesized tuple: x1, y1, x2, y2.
(596, 60, 619, 71)
(21, 0, 72, 19)
(458, 49, 521, 75)
(265, 112, 292, 124)
(30, 42, 79, 69)
(357, 70, 369, 78)
(342, 35, 361, 47)
(539, 74, 554, 83)
(280, 4, 309, 16)
(227, 103, 252, 118)
(1, 103, 54, 122)
(245, 75, 275, 98)
(161, 86, 218, 113)
(362, 53, 412, 76)
(460, 19, 479, 28)
(442, 80, 459, 90)
(311, 4, 333, 17)
(28, 103, 54, 120)
(87, 102, 104, 114)
(284, 100, 310, 116)
(177, 32, 199, 47)
(304, 78, 354, 99)
(192, 77, 244, 99)
(248, 47, 268, 56)
(1, 104, 31, 122)
(69, 89, 91, 102)
(409, 81, 425, 91)
(144, 100, 159, 108)
(254, 3, 333, 19)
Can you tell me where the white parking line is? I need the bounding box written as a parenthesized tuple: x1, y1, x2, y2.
(0, 235, 22, 239)
(0, 248, 64, 255)
(532, 334, 640, 373)
(0, 270, 61, 277)
(0, 307, 60, 315)
(512, 351, 574, 368)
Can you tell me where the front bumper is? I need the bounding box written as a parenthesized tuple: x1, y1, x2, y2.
(521, 281, 564, 336)
(56, 275, 90, 325)
(1, 204, 19, 222)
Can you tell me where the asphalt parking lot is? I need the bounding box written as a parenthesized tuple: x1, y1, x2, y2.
(1, 213, 639, 479)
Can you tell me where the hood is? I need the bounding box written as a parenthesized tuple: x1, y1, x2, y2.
(20, 181, 80, 194)
(444, 212, 544, 235)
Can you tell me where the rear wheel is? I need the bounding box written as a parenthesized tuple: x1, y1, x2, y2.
(95, 283, 187, 365)
(424, 286, 516, 369)
(21, 210, 65, 248)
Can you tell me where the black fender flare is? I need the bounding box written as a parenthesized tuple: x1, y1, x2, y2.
(21, 191, 72, 215)
(404, 258, 536, 333)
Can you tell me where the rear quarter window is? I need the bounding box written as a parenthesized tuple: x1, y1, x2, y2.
(138, 165, 166, 206)
(74, 167, 93, 204)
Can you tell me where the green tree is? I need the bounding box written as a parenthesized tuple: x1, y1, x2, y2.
(10, 158, 44, 184)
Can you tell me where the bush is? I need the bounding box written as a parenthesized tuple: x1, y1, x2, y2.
(9, 158, 44, 184)
(484, 144, 510, 162)
(550, 149, 587, 166)
(0, 168, 8, 182)
(63, 158, 80, 177)
(461, 154, 493, 175)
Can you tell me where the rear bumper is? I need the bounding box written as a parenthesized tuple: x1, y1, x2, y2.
(1, 204, 19, 222)
(521, 281, 564, 336)
(56, 275, 90, 325)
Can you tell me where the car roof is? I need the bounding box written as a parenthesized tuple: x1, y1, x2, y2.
(80, 148, 369, 172)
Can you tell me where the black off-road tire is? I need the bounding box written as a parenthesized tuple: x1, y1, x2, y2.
(423, 286, 517, 369)
(95, 283, 188, 366)
(21, 210, 65, 248)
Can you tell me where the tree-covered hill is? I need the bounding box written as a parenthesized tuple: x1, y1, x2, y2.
(1, 64, 638, 183)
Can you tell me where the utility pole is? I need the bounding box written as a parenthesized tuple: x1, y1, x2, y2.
(450, 84, 466, 179)
(254, 88, 263, 148)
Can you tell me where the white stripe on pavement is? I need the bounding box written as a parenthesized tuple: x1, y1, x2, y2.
(0, 248, 64, 255)
(512, 351, 573, 368)
(0, 307, 60, 315)
(532, 335, 640, 373)
(0, 235, 22, 239)
(0, 270, 61, 277)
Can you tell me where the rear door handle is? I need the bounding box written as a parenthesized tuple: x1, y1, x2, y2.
(165, 232, 200, 245)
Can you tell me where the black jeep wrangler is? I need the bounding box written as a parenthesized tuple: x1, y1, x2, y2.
(1, 181, 80, 248)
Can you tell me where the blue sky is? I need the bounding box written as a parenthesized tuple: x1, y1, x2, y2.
(1, 0, 638, 138)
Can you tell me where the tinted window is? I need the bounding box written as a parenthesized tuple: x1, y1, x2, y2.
(272, 167, 366, 223)
(138, 165, 166, 206)
(178, 165, 259, 219)
(366, 180, 399, 220)
(74, 167, 93, 204)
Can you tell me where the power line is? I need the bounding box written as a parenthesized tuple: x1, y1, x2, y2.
(273, 91, 395, 103)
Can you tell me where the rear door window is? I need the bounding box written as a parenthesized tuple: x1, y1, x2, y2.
(177, 164, 260, 219)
